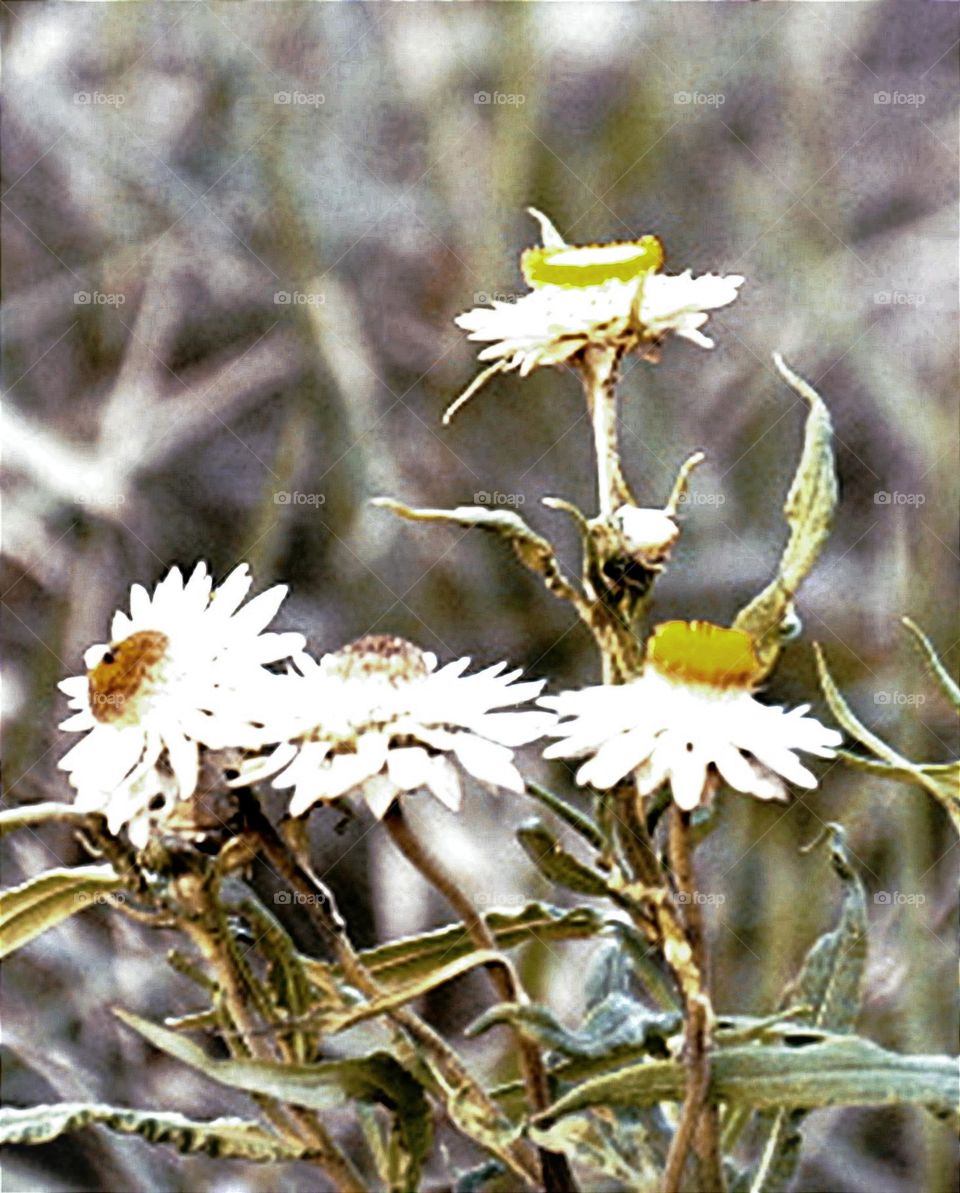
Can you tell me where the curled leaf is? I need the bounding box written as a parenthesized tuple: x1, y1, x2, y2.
(0, 1103, 304, 1162)
(466, 996, 681, 1061)
(734, 354, 837, 677)
(373, 497, 587, 614)
(815, 644, 960, 835)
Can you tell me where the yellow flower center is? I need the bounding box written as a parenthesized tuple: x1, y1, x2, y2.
(646, 621, 763, 689)
(521, 236, 664, 289)
(87, 630, 171, 724)
(323, 635, 429, 686)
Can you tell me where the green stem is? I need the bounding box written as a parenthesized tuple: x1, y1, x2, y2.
(581, 345, 631, 518)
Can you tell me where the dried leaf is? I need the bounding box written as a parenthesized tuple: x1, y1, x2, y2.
(0, 1103, 303, 1162)
(734, 354, 837, 677)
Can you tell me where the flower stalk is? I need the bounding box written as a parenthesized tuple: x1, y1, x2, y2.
(381, 798, 576, 1193)
(178, 868, 368, 1193)
(662, 805, 724, 1193)
(580, 345, 632, 518)
(239, 792, 544, 1188)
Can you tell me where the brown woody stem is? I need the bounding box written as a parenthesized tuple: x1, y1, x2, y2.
(240, 792, 542, 1189)
(662, 806, 724, 1193)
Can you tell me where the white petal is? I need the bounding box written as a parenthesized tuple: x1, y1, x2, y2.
(111, 610, 134, 640)
(363, 773, 401, 820)
(58, 676, 88, 699)
(183, 562, 213, 613)
(743, 739, 818, 788)
(667, 743, 710, 811)
(423, 755, 463, 811)
(468, 711, 556, 747)
(59, 725, 145, 788)
(227, 585, 288, 638)
(128, 583, 152, 624)
(452, 734, 524, 793)
(527, 207, 567, 248)
(577, 726, 656, 789)
(386, 746, 433, 792)
(59, 711, 95, 732)
(712, 742, 763, 795)
(164, 730, 199, 799)
(210, 564, 253, 619)
(83, 643, 109, 670)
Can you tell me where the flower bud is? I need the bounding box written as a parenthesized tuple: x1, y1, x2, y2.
(612, 505, 679, 565)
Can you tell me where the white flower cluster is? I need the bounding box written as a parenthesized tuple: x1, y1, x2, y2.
(58, 566, 839, 847)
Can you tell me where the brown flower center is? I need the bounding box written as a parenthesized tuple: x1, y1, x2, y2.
(88, 630, 171, 724)
(323, 635, 429, 686)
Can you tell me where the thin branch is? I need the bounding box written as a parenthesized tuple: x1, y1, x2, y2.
(662, 806, 724, 1193)
(382, 799, 576, 1193)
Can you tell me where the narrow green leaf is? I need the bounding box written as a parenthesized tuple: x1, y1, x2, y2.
(0, 803, 97, 837)
(524, 782, 605, 851)
(235, 897, 318, 1062)
(306, 902, 605, 993)
(314, 950, 508, 1034)
(816, 645, 960, 835)
(787, 822, 867, 1033)
(0, 866, 123, 959)
(0, 1102, 304, 1162)
(516, 820, 613, 898)
(536, 1036, 959, 1123)
(901, 617, 960, 712)
(734, 354, 837, 677)
(115, 1009, 432, 1177)
(746, 822, 868, 1191)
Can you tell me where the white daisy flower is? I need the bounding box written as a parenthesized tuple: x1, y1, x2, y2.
(252, 634, 556, 820)
(444, 208, 744, 422)
(541, 620, 841, 811)
(57, 562, 304, 845)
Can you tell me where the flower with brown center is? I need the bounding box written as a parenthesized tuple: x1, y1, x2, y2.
(245, 634, 555, 820)
(57, 562, 303, 846)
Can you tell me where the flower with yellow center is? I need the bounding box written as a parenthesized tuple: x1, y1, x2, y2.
(444, 209, 744, 423)
(246, 634, 556, 820)
(541, 621, 841, 810)
(57, 563, 304, 846)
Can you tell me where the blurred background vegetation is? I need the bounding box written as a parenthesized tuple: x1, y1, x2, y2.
(2, 2, 957, 1191)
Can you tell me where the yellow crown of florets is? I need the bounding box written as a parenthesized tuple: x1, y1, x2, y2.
(646, 620, 763, 689)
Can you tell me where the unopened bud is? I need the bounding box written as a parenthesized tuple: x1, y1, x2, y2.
(613, 505, 679, 564)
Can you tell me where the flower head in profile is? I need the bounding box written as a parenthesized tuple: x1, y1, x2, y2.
(445, 208, 744, 422)
(541, 620, 841, 811)
(58, 563, 303, 846)
(253, 634, 555, 820)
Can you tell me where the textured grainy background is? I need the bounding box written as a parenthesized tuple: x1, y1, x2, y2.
(2, 3, 957, 1190)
